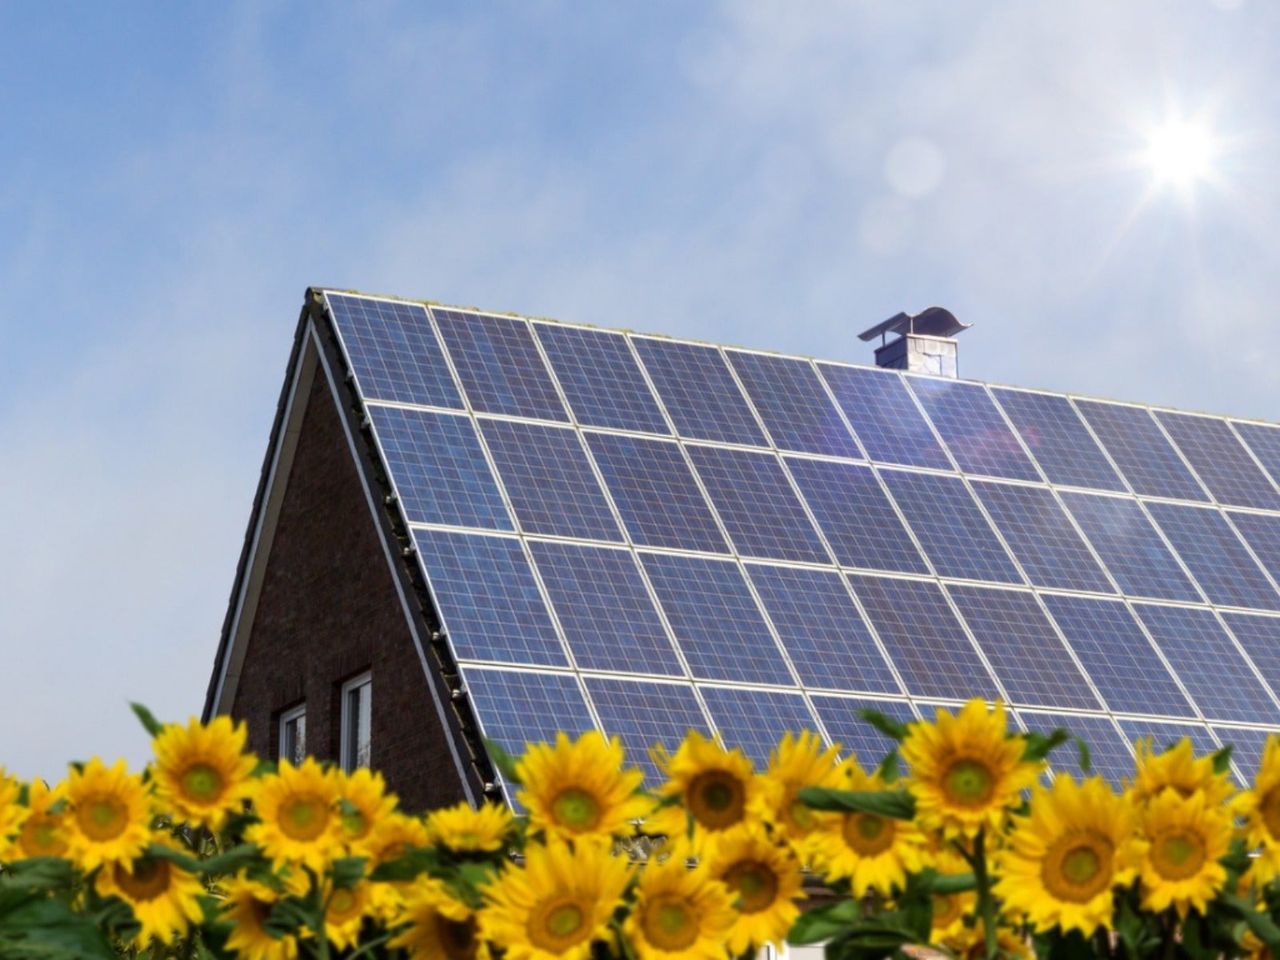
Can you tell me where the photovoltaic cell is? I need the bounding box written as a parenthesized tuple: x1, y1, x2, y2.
(586, 434, 727, 553)
(784, 458, 928, 574)
(811, 696, 917, 766)
(746, 563, 900, 694)
(535, 325, 669, 433)
(1118, 718, 1219, 756)
(631, 339, 767, 446)
(726, 351, 861, 458)
(461, 667, 594, 757)
(1060, 493, 1200, 602)
(370, 407, 512, 530)
(1074, 400, 1208, 501)
(1220, 613, 1280, 704)
(1017, 711, 1134, 786)
(972, 482, 1113, 592)
(1146, 502, 1280, 611)
(699, 686, 818, 765)
(640, 553, 792, 686)
(880, 470, 1022, 583)
(948, 587, 1100, 710)
(1212, 725, 1277, 782)
(480, 420, 621, 541)
(529, 541, 681, 676)
(584, 678, 710, 783)
(433, 309, 568, 421)
(1229, 511, 1280, 583)
(326, 294, 463, 409)
(907, 378, 1039, 480)
(1236, 423, 1280, 489)
(848, 575, 1000, 700)
(990, 388, 1124, 491)
(413, 530, 566, 667)
(1041, 594, 1195, 717)
(1156, 412, 1280, 510)
(686, 446, 828, 563)
(1134, 603, 1280, 724)
(818, 364, 952, 470)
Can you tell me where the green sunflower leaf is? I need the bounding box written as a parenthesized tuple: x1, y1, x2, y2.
(484, 739, 523, 785)
(856, 709, 910, 743)
(1022, 728, 1071, 762)
(129, 702, 166, 739)
(797, 787, 915, 819)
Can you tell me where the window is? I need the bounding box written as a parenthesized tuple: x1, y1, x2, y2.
(340, 672, 372, 772)
(278, 704, 306, 765)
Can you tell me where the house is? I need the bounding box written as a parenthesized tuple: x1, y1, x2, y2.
(203, 288, 1280, 812)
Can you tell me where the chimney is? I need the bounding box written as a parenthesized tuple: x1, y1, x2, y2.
(859, 307, 971, 378)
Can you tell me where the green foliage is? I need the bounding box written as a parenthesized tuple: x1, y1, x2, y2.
(797, 787, 916, 820)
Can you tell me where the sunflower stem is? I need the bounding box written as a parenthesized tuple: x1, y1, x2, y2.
(973, 828, 998, 960)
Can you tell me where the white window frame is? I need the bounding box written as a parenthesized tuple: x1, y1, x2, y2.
(278, 703, 306, 765)
(340, 671, 373, 773)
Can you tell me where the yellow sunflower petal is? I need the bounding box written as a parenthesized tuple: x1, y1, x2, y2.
(152, 715, 257, 831)
(15, 778, 68, 860)
(0, 770, 28, 861)
(96, 840, 205, 946)
(221, 874, 301, 960)
(704, 825, 802, 954)
(425, 800, 512, 854)
(516, 731, 648, 843)
(624, 854, 737, 960)
(1138, 787, 1230, 917)
(753, 731, 843, 849)
(246, 758, 344, 873)
(64, 758, 152, 872)
(647, 732, 761, 847)
(391, 876, 485, 960)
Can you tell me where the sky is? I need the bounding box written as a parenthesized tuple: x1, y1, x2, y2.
(2, 1, 1279, 780)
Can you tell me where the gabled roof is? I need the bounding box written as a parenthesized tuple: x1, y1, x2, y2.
(207, 288, 1280, 795)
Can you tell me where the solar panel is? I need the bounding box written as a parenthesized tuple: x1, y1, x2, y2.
(639, 553, 793, 686)
(1059, 492, 1200, 602)
(631, 338, 767, 446)
(1156, 412, 1280, 511)
(879, 470, 1022, 583)
(1074, 400, 1208, 501)
(316, 292, 1280, 800)
(907, 377, 1039, 480)
(369, 407, 512, 530)
(971, 481, 1113, 592)
(535, 325, 669, 433)
(1146, 502, 1280, 611)
(433, 309, 569, 422)
(989, 388, 1125, 491)
(848, 575, 1000, 700)
(326, 294, 463, 409)
(818, 363, 951, 469)
(1116, 718, 1219, 756)
(784, 458, 929, 574)
(686, 445, 829, 563)
(479, 419, 622, 541)
(1211, 725, 1277, 782)
(1015, 710, 1134, 786)
(726, 351, 861, 458)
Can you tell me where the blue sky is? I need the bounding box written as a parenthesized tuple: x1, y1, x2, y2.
(2, 1, 1278, 779)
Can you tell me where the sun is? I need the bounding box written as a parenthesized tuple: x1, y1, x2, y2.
(1143, 115, 1218, 192)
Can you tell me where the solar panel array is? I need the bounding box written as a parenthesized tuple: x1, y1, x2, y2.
(324, 292, 1280, 788)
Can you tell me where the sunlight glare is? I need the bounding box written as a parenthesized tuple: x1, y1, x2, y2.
(1143, 116, 1218, 191)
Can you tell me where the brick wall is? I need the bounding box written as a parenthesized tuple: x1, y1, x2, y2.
(229, 370, 467, 812)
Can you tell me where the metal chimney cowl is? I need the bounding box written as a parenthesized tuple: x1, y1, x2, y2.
(858, 307, 971, 379)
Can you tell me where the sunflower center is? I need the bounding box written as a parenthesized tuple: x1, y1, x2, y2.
(1152, 829, 1207, 881)
(280, 794, 330, 841)
(20, 817, 67, 857)
(528, 897, 591, 951)
(1042, 831, 1114, 903)
(180, 763, 224, 803)
(551, 788, 601, 831)
(932, 894, 963, 930)
(77, 794, 127, 842)
(943, 759, 994, 807)
(723, 860, 779, 913)
(113, 858, 172, 902)
(328, 887, 362, 924)
(842, 812, 896, 856)
(1261, 788, 1280, 841)
(787, 793, 815, 832)
(434, 914, 478, 960)
(642, 895, 700, 951)
(343, 809, 370, 839)
(686, 771, 745, 830)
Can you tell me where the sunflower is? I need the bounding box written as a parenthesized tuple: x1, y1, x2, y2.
(248, 758, 344, 873)
(480, 840, 631, 960)
(425, 800, 513, 854)
(947, 923, 1034, 960)
(16, 779, 68, 860)
(391, 876, 484, 960)
(221, 875, 300, 960)
(900, 700, 1040, 840)
(625, 853, 737, 960)
(927, 847, 976, 946)
(336, 767, 398, 856)
(323, 880, 378, 951)
(703, 825, 801, 954)
(0, 770, 27, 861)
(753, 731, 843, 849)
(802, 758, 926, 896)
(151, 715, 257, 831)
(1130, 737, 1234, 807)
(64, 758, 152, 871)
(1239, 736, 1280, 883)
(649, 732, 760, 846)
(517, 731, 648, 843)
(994, 775, 1143, 937)
(96, 842, 205, 946)
(368, 811, 431, 867)
(1137, 787, 1229, 917)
